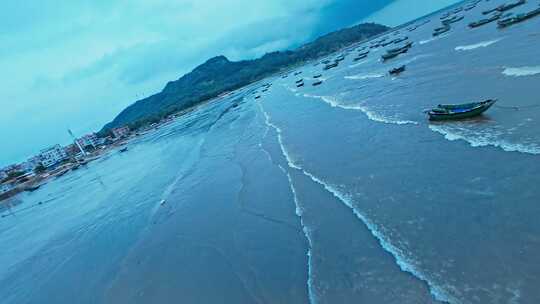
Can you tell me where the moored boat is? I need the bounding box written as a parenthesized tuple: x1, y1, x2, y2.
(389, 65, 406, 75)
(426, 99, 496, 121)
(312, 80, 323, 86)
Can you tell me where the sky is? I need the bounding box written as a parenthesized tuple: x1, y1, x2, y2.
(0, 0, 459, 167)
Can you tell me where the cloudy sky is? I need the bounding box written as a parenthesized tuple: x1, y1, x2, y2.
(0, 0, 458, 167)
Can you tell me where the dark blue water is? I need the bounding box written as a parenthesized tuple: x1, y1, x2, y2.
(1, 0, 540, 303)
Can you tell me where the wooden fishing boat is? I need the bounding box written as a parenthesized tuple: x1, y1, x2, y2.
(426, 99, 496, 121)
(313, 74, 322, 78)
(312, 80, 323, 86)
(296, 82, 305, 88)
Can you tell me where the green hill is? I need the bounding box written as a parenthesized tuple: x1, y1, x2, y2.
(101, 23, 389, 132)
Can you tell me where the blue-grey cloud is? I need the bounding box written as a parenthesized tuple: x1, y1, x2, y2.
(0, 0, 457, 167)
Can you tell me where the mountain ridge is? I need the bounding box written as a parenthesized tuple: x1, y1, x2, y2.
(101, 22, 389, 132)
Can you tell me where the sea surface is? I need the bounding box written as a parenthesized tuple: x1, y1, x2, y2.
(1, 0, 540, 303)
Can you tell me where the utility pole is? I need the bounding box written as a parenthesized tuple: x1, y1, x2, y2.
(68, 129, 87, 157)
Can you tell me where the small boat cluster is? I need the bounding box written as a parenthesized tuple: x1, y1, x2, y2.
(468, 0, 540, 29)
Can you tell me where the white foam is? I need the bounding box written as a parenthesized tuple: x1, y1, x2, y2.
(345, 73, 384, 80)
(502, 66, 540, 77)
(429, 124, 540, 155)
(303, 94, 418, 125)
(260, 103, 317, 304)
(455, 39, 501, 51)
(348, 59, 372, 68)
(258, 103, 457, 304)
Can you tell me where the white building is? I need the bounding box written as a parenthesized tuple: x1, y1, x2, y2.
(40, 145, 68, 168)
(112, 126, 130, 138)
(76, 133, 98, 149)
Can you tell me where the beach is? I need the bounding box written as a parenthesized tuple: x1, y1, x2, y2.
(1, 0, 540, 303)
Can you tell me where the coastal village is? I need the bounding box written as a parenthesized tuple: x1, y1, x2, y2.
(0, 126, 132, 202)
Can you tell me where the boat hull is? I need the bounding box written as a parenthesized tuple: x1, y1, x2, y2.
(428, 100, 496, 121)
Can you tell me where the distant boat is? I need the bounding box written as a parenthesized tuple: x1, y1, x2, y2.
(426, 99, 496, 121)
(294, 71, 303, 76)
(358, 50, 370, 56)
(119, 147, 128, 153)
(433, 25, 451, 36)
(296, 82, 305, 88)
(389, 65, 406, 75)
(255, 95, 261, 99)
(497, 0, 526, 12)
(353, 54, 368, 61)
(335, 56, 345, 62)
(393, 36, 409, 44)
(381, 48, 408, 61)
(386, 41, 412, 54)
(26, 185, 41, 192)
(498, 7, 540, 28)
(312, 80, 323, 86)
(442, 15, 464, 25)
(469, 13, 501, 28)
(324, 62, 339, 70)
(313, 74, 322, 78)
(295, 79, 304, 83)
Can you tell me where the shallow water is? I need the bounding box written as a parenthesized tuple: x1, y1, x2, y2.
(1, 0, 540, 303)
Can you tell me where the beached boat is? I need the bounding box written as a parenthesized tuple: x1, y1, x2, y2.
(426, 99, 496, 121)
(312, 80, 323, 86)
(389, 65, 406, 75)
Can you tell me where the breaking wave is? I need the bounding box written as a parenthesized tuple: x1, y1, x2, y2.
(455, 39, 501, 51)
(258, 103, 458, 304)
(302, 94, 418, 125)
(429, 124, 540, 155)
(502, 66, 540, 77)
(258, 101, 318, 304)
(345, 73, 384, 80)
